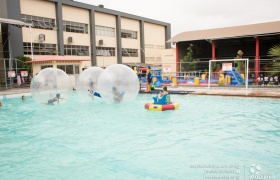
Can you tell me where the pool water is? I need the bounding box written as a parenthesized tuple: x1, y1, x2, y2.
(0, 93, 280, 179)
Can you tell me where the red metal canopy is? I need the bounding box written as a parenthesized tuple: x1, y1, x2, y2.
(27, 56, 90, 63)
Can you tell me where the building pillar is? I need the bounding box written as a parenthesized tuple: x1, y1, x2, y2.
(140, 20, 145, 63)
(165, 24, 171, 49)
(255, 36, 260, 80)
(90, 9, 96, 66)
(211, 40, 216, 60)
(55, 1, 64, 55)
(116, 15, 122, 64)
(176, 43, 179, 75)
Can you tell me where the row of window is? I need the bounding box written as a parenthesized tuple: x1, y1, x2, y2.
(121, 29, 137, 39)
(64, 45, 89, 56)
(41, 65, 79, 74)
(23, 43, 56, 55)
(57, 65, 80, 74)
(63, 20, 88, 34)
(95, 26, 115, 37)
(122, 48, 138, 57)
(95, 48, 137, 57)
(21, 14, 138, 39)
(21, 14, 55, 30)
(23, 43, 138, 57)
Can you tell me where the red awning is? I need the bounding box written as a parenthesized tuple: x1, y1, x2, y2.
(27, 56, 90, 63)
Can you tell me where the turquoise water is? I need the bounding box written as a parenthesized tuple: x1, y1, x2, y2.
(0, 93, 280, 179)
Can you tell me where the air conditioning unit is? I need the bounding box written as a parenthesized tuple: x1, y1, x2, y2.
(39, 34, 45, 42)
(99, 4, 104, 8)
(68, 36, 73, 43)
(99, 39, 103, 45)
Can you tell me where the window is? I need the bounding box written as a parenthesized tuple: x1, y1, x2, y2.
(74, 66, 79, 74)
(96, 47, 115, 56)
(57, 65, 79, 74)
(21, 14, 55, 30)
(121, 30, 137, 39)
(122, 48, 138, 57)
(23, 42, 56, 55)
(63, 21, 88, 34)
(41, 65, 53, 69)
(64, 45, 89, 56)
(95, 26, 115, 37)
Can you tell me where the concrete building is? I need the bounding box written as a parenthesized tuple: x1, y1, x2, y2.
(0, 0, 171, 87)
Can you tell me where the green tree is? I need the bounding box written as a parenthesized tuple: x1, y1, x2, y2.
(267, 44, 280, 76)
(16, 56, 32, 72)
(180, 44, 200, 72)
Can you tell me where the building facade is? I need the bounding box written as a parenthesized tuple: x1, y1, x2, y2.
(0, 0, 171, 76)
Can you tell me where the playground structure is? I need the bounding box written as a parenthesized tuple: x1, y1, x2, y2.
(133, 59, 249, 88)
(135, 68, 246, 88)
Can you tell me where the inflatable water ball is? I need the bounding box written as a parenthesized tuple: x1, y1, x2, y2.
(30, 68, 73, 105)
(76, 66, 104, 101)
(97, 64, 139, 104)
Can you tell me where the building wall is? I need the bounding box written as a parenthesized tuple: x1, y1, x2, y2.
(20, 0, 56, 19)
(62, 5, 91, 69)
(62, 5, 89, 23)
(121, 17, 141, 64)
(20, 1, 57, 51)
(0, 0, 171, 85)
(0, 24, 5, 82)
(95, 12, 118, 66)
(161, 48, 176, 77)
(22, 28, 57, 45)
(144, 22, 166, 65)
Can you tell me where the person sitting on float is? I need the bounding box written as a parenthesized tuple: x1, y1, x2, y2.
(153, 86, 169, 103)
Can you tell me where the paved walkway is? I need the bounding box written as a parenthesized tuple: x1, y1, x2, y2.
(1, 86, 280, 99)
(166, 85, 280, 98)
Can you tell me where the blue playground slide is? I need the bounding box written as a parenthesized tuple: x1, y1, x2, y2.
(226, 67, 245, 85)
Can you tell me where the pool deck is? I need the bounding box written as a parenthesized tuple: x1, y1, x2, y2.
(1, 86, 280, 99)
(167, 85, 280, 98)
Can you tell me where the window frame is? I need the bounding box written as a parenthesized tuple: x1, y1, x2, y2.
(23, 42, 56, 55)
(122, 48, 138, 57)
(63, 20, 88, 34)
(121, 29, 137, 39)
(57, 65, 79, 75)
(21, 14, 55, 30)
(95, 25, 115, 37)
(96, 47, 115, 56)
(64, 45, 89, 56)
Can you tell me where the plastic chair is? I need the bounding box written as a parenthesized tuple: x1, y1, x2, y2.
(153, 94, 171, 105)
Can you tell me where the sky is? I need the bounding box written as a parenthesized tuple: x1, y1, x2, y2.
(75, 0, 280, 37)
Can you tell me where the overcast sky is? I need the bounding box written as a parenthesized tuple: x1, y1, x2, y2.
(75, 0, 280, 37)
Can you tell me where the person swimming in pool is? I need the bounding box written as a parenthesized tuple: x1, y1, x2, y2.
(44, 93, 62, 105)
(46, 97, 59, 105)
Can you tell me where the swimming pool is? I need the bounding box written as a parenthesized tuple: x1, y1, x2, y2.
(0, 93, 279, 179)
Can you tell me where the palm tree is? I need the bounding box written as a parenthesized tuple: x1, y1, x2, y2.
(16, 56, 32, 72)
(180, 44, 200, 72)
(268, 44, 280, 76)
